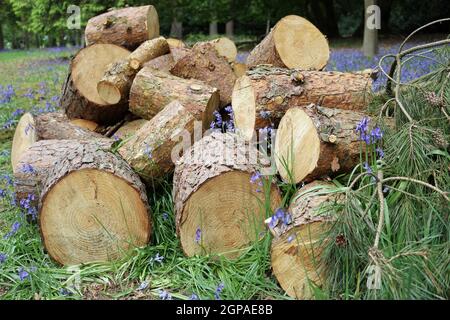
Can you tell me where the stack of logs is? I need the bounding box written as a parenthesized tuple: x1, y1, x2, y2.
(10, 6, 382, 298)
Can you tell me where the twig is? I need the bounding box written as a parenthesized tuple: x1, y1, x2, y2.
(373, 170, 385, 249)
(382, 176, 449, 201)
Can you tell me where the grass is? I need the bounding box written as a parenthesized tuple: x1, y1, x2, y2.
(0, 37, 448, 300)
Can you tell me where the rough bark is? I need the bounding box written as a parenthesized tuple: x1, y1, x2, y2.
(200, 37, 237, 63)
(246, 15, 329, 70)
(14, 139, 112, 210)
(143, 47, 191, 72)
(11, 112, 104, 173)
(60, 44, 130, 124)
(85, 5, 159, 50)
(119, 101, 200, 182)
(38, 140, 151, 265)
(269, 181, 340, 299)
(173, 132, 282, 258)
(231, 65, 373, 140)
(170, 42, 237, 107)
(129, 66, 220, 124)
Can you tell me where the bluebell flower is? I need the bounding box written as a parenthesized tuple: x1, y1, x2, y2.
(153, 252, 164, 264)
(214, 282, 224, 300)
(144, 144, 152, 159)
(370, 127, 383, 143)
(376, 147, 384, 159)
(195, 227, 201, 244)
(20, 163, 36, 174)
(18, 267, 29, 281)
(59, 288, 72, 296)
(189, 293, 199, 300)
(4, 221, 21, 239)
(363, 162, 372, 174)
(0, 189, 6, 198)
(0, 253, 7, 263)
(158, 289, 172, 300)
(287, 235, 295, 243)
(259, 110, 271, 119)
(162, 212, 169, 220)
(137, 281, 149, 291)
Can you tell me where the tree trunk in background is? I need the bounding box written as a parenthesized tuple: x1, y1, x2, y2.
(209, 21, 218, 36)
(170, 17, 183, 39)
(363, 0, 379, 57)
(226, 20, 234, 38)
(0, 23, 4, 50)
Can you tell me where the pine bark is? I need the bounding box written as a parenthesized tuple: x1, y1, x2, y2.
(143, 47, 190, 72)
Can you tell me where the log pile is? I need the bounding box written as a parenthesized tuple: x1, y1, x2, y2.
(10, 6, 386, 299)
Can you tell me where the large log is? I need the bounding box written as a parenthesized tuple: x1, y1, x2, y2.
(143, 47, 191, 72)
(268, 181, 339, 299)
(14, 139, 112, 211)
(97, 37, 170, 104)
(274, 104, 374, 184)
(231, 66, 372, 140)
(202, 37, 237, 63)
(129, 66, 220, 123)
(119, 101, 201, 182)
(170, 42, 236, 107)
(11, 112, 103, 173)
(38, 141, 151, 265)
(246, 15, 329, 70)
(60, 44, 130, 124)
(173, 132, 282, 259)
(84, 5, 159, 50)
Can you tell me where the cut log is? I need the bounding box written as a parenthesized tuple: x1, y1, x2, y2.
(143, 47, 190, 72)
(173, 132, 282, 258)
(232, 62, 247, 78)
(167, 38, 186, 48)
(269, 181, 339, 299)
(274, 104, 373, 184)
(85, 5, 159, 50)
(14, 139, 112, 210)
(246, 15, 329, 70)
(231, 66, 372, 140)
(202, 37, 237, 63)
(114, 119, 148, 140)
(129, 66, 220, 124)
(170, 42, 237, 107)
(11, 112, 103, 173)
(119, 101, 201, 182)
(60, 44, 130, 124)
(69, 119, 99, 131)
(38, 141, 151, 265)
(97, 37, 170, 104)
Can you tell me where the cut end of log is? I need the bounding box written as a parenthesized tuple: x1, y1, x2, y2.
(72, 44, 130, 106)
(114, 119, 148, 140)
(69, 119, 99, 131)
(275, 108, 320, 184)
(179, 171, 280, 259)
(211, 37, 237, 63)
(146, 5, 160, 40)
(97, 80, 122, 105)
(273, 15, 329, 70)
(231, 75, 256, 140)
(11, 113, 36, 173)
(271, 220, 329, 299)
(167, 38, 186, 48)
(40, 167, 150, 265)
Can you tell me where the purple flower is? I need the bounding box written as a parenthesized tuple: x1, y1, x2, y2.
(162, 212, 169, 220)
(189, 293, 199, 300)
(59, 288, 72, 296)
(0, 253, 7, 263)
(376, 147, 384, 159)
(18, 267, 29, 281)
(20, 163, 36, 174)
(144, 144, 152, 159)
(363, 162, 372, 174)
(268, 208, 291, 229)
(370, 127, 383, 143)
(287, 235, 295, 243)
(112, 134, 120, 142)
(210, 111, 223, 130)
(137, 281, 149, 291)
(153, 252, 164, 264)
(356, 117, 370, 143)
(4, 221, 21, 239)
(0, 189, 6, 198)
(259, 110, 271, 119)
(250, 171, 262, 184)
(11, 108, 25, 118)
(25, 123, 35, 135)
(195, 227, 201, 244)
(214, 282, 224, 300)
(158, 289, 172, 300)
(224, 106, 233, 114)
(383, 186, 390, 193)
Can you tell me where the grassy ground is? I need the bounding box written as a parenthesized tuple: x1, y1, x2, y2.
(0, 36, 448, 300)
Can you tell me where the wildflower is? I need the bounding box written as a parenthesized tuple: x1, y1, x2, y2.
(370, 127, 383, 143)
(355, 117, 370, 143)
(259, 110, 271, 119)
(195, 227, 201, 244)
(210, 111, 223, 130)
(287, 235, 295, 243)
(0, 189, 6, 198)
(25, 123, 35, 135)
(214, 282, 224, 300)
(144, 144, 153, 159)
(189, 293, 199, 300)
(20, 163, 36, 174)
(112, 134, 120, 142)
(151, 252, 164, 264)
(137, 281, 149, 291)
(383, 186, 389, 193)
(162, 212, 169, 220)
(363, 162, 372, 174)
(376, 147, 384, 159)
(250, 171, 262, 184)
(59, 288, 72, 296)
(18, 267, 29, 281)
(0, 253, 7, 263)
(11, 108, 25, 118)
(158, 289, 172, 300)
(224, 106, 233, 114)
(268, 208, 291, 229)
(4, 221, 21, 239)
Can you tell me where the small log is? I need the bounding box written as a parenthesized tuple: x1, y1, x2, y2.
(119, 101, 201, 182)
(173, 132, 282, 258)
(143, 47, 191, 72)
(231, 65, 372, 140)
(167, 38, 186, 48)
(11, 112, 103, 173)
(114, 119, 148, 140)
(60, 44, 130, 124)
(246, 15, 329, 70)
(269, 181, 339, 299)
(170, 42, 237, 106)
(274, 104, 376, 184)
(97, 37, 170, 104)
(14, 139, 112, 209)
(38, 140, 151, 265)
(85, 5, 159, 50)
(129, 66, 220, 122)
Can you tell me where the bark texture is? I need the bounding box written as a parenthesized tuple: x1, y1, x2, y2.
(143, 47, 190, 72)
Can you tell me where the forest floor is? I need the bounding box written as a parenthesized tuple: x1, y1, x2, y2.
(0, 36, 447, 300)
